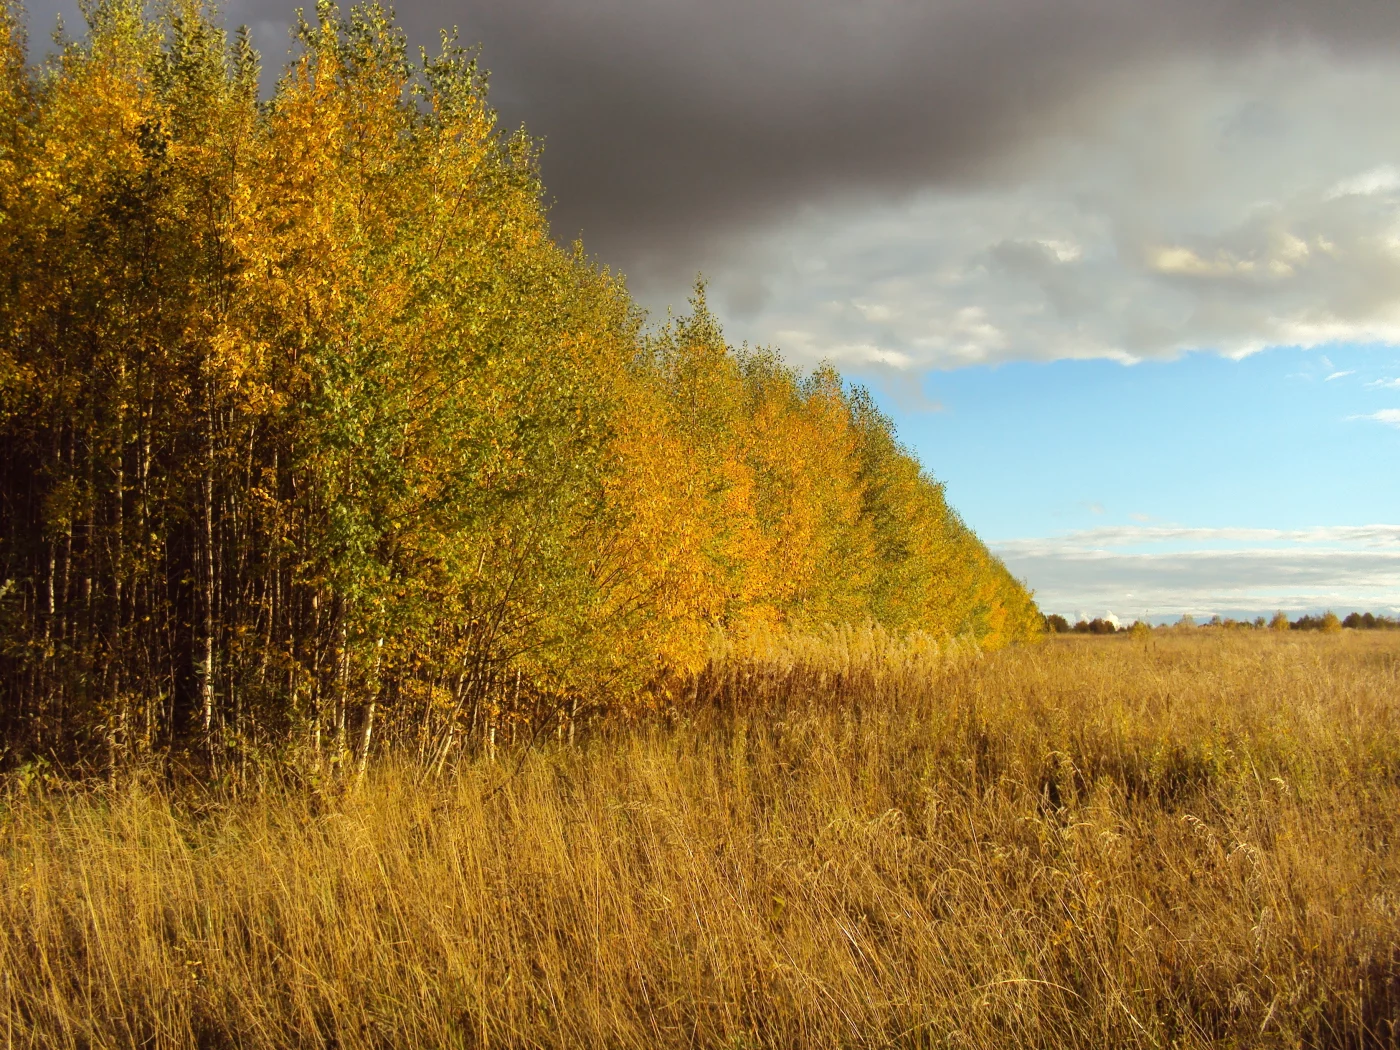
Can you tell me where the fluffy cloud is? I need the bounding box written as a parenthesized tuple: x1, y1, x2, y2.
(701, 54, 1400, 369)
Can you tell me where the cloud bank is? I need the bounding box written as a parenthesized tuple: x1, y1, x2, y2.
(714, 55, 1400, 369)
(23, 0, 1400, 368)
(995, 525, 1400, 620)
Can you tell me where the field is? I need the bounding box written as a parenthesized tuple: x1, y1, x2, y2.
(3, 630, 1398, 1049)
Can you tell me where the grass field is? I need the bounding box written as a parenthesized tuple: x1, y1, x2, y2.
(3, 630, 1398, 1048)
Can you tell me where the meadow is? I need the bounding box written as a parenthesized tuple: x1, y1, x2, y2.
(3, 629, 1397, 1049)
(4, 7, 1395, 1048)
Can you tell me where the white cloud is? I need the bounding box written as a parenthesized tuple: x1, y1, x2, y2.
(693, 52, 1400, 370)
(994, 524, 1400, 559)
(772, 329, 914, 369)
(1038, 239, 1083, 263)
(1325, 165, 1400, 200)
(1325, 369, 1355, 381)
(1368, 378, 1400, 389)
(1353, 409, 1400, 427)
(993, 524, 1400, 617)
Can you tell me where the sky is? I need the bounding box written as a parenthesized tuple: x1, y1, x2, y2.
(22, 0, 1400, 621)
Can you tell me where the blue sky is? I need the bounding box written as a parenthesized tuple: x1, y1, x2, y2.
(852, 345, 1400, 621)
(884, 344, 1400, 539)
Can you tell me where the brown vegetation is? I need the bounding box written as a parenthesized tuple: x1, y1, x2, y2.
(3, 630, 1397, 1048)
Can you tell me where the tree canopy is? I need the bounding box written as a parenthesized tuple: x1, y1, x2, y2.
(0, 0, 1040, 771)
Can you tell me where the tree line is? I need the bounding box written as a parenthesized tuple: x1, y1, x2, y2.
(0, 1, 1040, 774)
(1043, 611, 1398, 635)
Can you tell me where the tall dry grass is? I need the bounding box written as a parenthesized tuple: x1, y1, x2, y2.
(2, 630, 1398, 1048)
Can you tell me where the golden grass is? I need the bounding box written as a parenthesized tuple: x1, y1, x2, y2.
(3, 631, 1399, 1048)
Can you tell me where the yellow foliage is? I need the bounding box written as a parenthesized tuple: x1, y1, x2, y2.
(0, 0, 1040, 768)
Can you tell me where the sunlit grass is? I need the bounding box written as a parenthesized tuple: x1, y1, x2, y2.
(3, 631, 1398, 1048)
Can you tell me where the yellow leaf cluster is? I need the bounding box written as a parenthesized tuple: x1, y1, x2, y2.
(0, 0, 1039, 767)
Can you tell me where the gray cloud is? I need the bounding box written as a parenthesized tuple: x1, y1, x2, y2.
(705, 52, 1400, 367)
(22, 1, 1400, 364)
(994, 525, 1400, 618)
(361, 1, 1400, 290)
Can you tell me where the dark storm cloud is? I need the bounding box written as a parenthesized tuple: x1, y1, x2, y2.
(24, 0, 1400, 283)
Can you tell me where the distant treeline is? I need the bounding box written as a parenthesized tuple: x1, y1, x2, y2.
(0, 1, 1039, 772)
(1044, 612, 1398, 635)
(1044, 616, 1121, 635)
(1339, 612, 1400, 630)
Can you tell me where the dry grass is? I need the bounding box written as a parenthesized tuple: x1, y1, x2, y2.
(3, 630, 1399, 1048)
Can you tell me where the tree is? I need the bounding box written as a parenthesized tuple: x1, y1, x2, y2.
(0, 0, 1044, 773)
